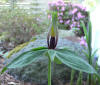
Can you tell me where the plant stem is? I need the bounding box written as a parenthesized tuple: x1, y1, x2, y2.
(77, 72, 82, 85)
(88, 22, 92, 85)
(70, 69, 75, 85)
(88, 43, 92, 85)
(89, 52, 91, 85)
(88, 47, 92, 85)
(89, 74, 91, 85)
(48, 58, 51, 85)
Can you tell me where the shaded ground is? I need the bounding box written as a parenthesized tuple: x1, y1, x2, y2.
(0, 57, 20, 85)
(0, 58, 39, 85)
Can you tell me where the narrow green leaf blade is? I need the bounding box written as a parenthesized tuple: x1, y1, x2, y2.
(32, 47, 47, 51)
(88, 21, 92, 53)
(81, 21, 88, 43)
(0, 67, 7, 75)
(92, 49, 99, 58)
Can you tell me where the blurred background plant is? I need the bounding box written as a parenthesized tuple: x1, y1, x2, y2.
(48, 0, 89, 37)
(0, 7, 47, 46)
(0, 0, 49, 49)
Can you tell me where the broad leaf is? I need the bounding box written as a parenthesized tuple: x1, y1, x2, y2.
(1, 47, 97, 75)
(7, 48, 47, 68)
(1, 47, 48, 74)
(4, 47, 47, 69)
(55, 49, 96, 74)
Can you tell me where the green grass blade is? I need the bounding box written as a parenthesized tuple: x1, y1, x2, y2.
(81, 21, 88, 44)
(70, 69, 75, 85)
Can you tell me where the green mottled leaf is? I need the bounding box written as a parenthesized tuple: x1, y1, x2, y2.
(1, 47, 97, 75)
(55, 49, 96, 74)
(7, 47, 47, 68)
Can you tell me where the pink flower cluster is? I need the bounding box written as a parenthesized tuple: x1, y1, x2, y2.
(48, 0, 66, 23)
(65, 20, 70, 25)
(80, 37, 87, 47)
(77, 12, 85, 19)
(73, 4, 87, 11)
(48, 14, 51, 19)
(70, 8, 78, 14)
(48, 1, 89, 36)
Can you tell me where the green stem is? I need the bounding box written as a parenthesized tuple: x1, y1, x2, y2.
(89, 74, 91, 85)
(77, 72, 82, 85)
(48, 58, 51, 85)
(70, 69, 75, 85)
(88, 21, 92, 85)
(88, 48, 92, 85)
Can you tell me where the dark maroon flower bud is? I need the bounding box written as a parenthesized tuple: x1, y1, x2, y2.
(47, 12, 58, 49)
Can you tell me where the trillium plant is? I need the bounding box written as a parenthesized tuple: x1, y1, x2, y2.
(0, 12, 99, 85)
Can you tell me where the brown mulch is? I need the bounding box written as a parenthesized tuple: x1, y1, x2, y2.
(0, 57, 19, 85)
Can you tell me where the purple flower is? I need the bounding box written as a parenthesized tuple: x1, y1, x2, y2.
(61, 6, 65, 11)
(77, 12, 85, 19)
(70, 24, 74, 29)
(61, 3, 65, 6)
(58, 16, 62, 20)
(73, 4, 83, 9)
(77, 23, 80, 27)
(58, 13, 60, 16)
(50, 1, 56, 6)
(72, 24, 75, 27)
(65, 20, 70, 24)
(71, 8, 78, 14)
(58, 12, 63, 16)
(57, 7, 59, 10)
(80, 37, 87, 47)
(83, 7, 87, 11)
(57, 0, 64, 4)
(57, 0, 65, 6)
(60, 12, 63, 16)
(55, 2, 59, 6)
(72, 17, 74, 22)
(48, 14, 51, 19)
(59, 19, 63, 23)
(73, 3, 87, 11)
(73, 21, 76, 25)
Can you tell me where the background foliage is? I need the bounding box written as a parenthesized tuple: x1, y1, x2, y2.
(0, 7, 47, 47)
(48, 1, 89, 37)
